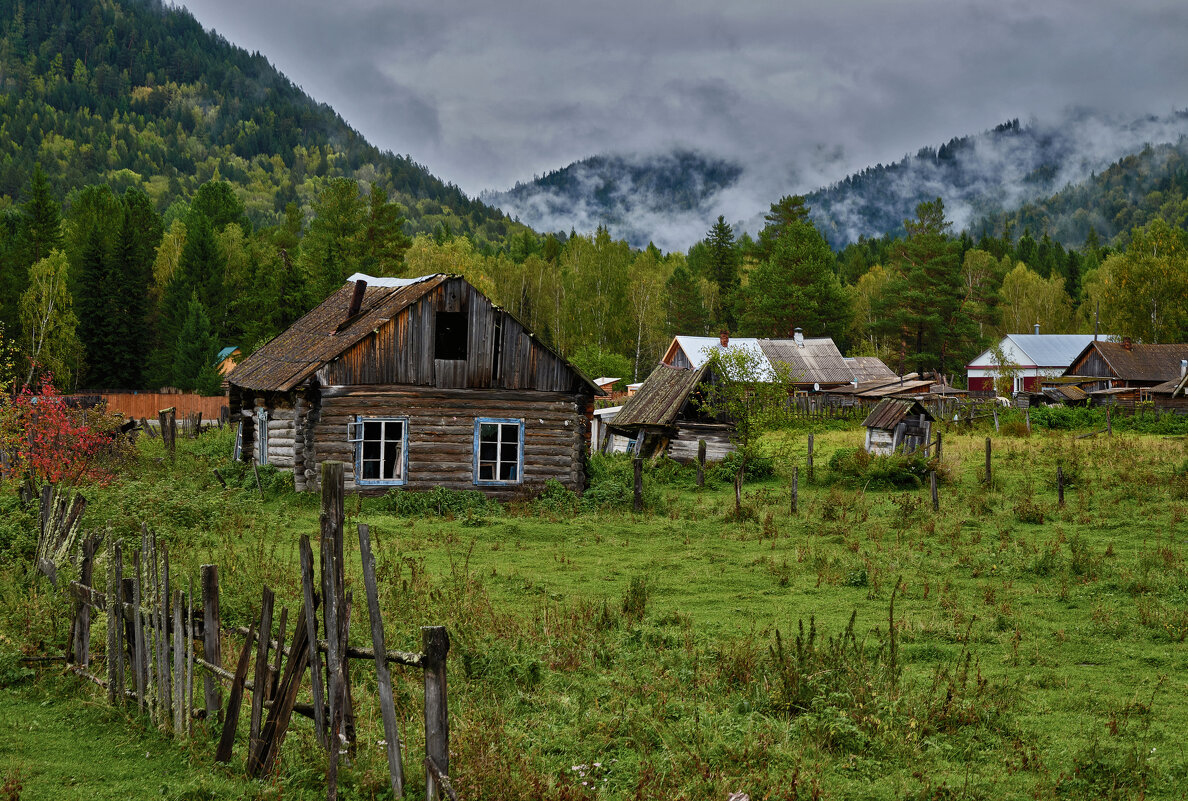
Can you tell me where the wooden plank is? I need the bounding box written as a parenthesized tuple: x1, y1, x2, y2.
(254, 606, 312, 777)
(248, 586, 275, 764)
(132, 553, 145, 712)
(202, 565, 222, 724)
(358, 523, 404, 797)
(300, 535, 327, 748)
(72, 534, 98, 669)
(186, 578, 195, 736)
(105, 537, 122, 706)
(215, 623, 256, 763)
(270, 606, 288, 703)
(173, 588, 184, 734)
(422, 626, 450, 801)
(162, 543, 173, 726)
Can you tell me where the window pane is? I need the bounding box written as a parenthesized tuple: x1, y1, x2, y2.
(383, 446, 399, 479)
(479, 463, 494, 480)
(500, 423, 517, 442)
(480, 423, 496, 442)
(500, 461, 517, 481)
(364, 421, 381, 441)
(501, 442, 518, 463)
(362, 460, 380, 479)
(363, 440, 380, 461)
(385, 420, 404, 446)
(480, 442, 497, 461)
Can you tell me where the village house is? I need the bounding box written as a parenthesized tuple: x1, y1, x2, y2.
(662, 330, 893, 390)
(1063, 338, 1188, 396)
(227, 274, 602, 497)
(966, 331, 1108, 394)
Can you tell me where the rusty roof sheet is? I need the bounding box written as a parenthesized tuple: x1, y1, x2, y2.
(759, 338, 854, 385)
(855, 378, 934, 398)
(1074, 341, 1188, 382)
(610, 364, 708, 429)
(228, 275, 447, 392)
(862, 398, 934, 429)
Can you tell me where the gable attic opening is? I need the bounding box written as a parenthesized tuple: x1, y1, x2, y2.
(435, 310, 468, 360)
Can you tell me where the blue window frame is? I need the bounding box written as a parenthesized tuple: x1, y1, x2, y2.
(473, 418, 524, 485)
(349, 416, 409, 486)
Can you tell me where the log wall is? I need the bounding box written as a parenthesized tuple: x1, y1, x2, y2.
(302, 386, 589, 497)
(668, 424, 734, 463)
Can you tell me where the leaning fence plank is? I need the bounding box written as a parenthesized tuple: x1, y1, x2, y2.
(201, 564, 222, 725)
(186, 578, 195, 737)
(105, 537, 121, 705)
(163, 545, 173, 728)
(328, 592, 353, 801)
(73, 534, 98, 669)
(300, 535, 327, 748)
(248, 587, 275, 767)
(133, 553, 145, 712)
(215, 623, 256, 763)
(254, 606, 312, 777)
(270, 606, 288, 703)
(358, 523, 404, 797)
(422, 626, 450, 801)
(323, 533, 343, 800)
(173, 588, 184, 734)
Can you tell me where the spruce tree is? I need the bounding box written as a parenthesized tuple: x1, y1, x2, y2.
(172, 293, 218, 393)
(703, 215, 738, 328)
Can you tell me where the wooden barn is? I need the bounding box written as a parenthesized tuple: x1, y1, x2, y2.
(603, 363, 735, 461)
(862, 398, 933, 456)
(227, 274, 602, 497)
(1063, 339, 1188, 392)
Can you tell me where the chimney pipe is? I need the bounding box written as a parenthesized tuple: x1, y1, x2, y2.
(719, 330, 729, 348)
(347, 279, 367, 319)
(1123, 337, 1132, 352)
(1181, 359, 1186, 378)
(1034, 322, 1040, 335)
(794, 327, 804, 348)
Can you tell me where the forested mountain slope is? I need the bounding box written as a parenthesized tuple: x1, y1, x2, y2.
(0, 0, 515, 240)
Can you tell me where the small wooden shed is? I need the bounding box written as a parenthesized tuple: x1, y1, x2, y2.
(862, 398, 933, 456)
(227, 273, 602, 497)
(603, 363, 734, 461)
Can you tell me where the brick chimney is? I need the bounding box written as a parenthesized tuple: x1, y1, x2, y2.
(719, 330, 729, 348)
(1123, 337, 1132, 351)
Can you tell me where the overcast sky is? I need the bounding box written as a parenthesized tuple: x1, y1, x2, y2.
(177, 0, 1188, 205)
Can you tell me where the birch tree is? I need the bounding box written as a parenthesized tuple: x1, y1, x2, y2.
(20, 250, 81, 388)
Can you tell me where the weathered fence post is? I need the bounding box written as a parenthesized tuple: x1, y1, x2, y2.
(359, 523, 405, 797)
(1057, 465, 1065, 508)
(791, 465, 798, 516)
(734, 468, 743, 516)
(299, 535, 327, 748)
(247, 587, 275, 768)
(991, 405, 1000, 433)
(215, 623, 256, 763)
(72, 534, 99, 669)
(158, 407, 177, 460)
(423, 626, 451, 801)
(930, 471, 939, 512)
(173, 588, 185, 734)
(1106, 405, 1112, 436)
(984, 437, 992, 485)
(807, 434, 814, 482)
(132, 552, 145, 712)
(106, 537, 123, 705)
(696, 439, 706, 488)
(201, 565, 222, 724)
(936, 432, 942, 463)
(633, 457, 643, 512)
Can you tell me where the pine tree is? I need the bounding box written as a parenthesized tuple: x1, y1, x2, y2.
(664, 263, 707, 335)
(172, 293, 219, 393)
(703, 216, 738, 328)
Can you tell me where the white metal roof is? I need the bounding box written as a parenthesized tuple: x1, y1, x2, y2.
(344, 273, 439, 287)
(968, 334, 1115, 369)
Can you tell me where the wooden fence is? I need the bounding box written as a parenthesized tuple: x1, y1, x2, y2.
(64, 391, 228, 422)
(52, 461, 456, 801)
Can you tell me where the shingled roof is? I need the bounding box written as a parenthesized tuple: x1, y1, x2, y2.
(862, 398, 933, 430)
(610, 364, 708, 429)
(1069, 341, 1188, 383)
(228, 275, 448, 392)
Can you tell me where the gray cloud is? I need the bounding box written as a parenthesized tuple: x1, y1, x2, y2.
(179, 0, 1188, 232)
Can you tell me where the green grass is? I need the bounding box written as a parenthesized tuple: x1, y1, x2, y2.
(4, 423, 1188, 799)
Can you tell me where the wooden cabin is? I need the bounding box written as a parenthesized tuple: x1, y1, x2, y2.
(603, 363, 734, 461)
(862, 399, 933, 456)
(1064, 339, 1188, 392)
(227, 274, 601, 497)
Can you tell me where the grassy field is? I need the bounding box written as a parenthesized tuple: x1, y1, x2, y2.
(2, 420, 1188, 800)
